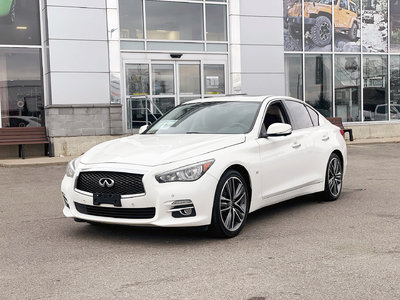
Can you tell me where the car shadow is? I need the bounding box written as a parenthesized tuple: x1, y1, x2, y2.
(67, 194, 326, 245)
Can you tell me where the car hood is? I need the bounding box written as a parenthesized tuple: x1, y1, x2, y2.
(80, 134, 246, 167)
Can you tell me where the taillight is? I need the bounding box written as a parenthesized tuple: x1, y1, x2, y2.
(340, 129, 345, 138)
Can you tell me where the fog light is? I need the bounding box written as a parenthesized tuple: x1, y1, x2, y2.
(180, 207, 193, 216)
(169, 199, 196, 218)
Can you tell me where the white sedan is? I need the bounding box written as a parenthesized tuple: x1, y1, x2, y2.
(61, 96, 347, 238)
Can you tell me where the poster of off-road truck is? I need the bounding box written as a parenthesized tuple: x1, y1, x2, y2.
(284, 0, 361, 52)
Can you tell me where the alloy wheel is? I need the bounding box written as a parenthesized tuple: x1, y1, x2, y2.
(328, 157, 342, 197)
(320, 22, 331, 41)
(219, 176, 247, 232)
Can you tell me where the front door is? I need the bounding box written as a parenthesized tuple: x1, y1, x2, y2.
(125, 60, 226, 126)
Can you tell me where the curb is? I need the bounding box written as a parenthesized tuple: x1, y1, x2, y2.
(0, 157, 76, 168)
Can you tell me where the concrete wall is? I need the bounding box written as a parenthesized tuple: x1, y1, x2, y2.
(347, 122, 400, 140)
(231, 0, 285, 96)
(45, 104, 123, 137)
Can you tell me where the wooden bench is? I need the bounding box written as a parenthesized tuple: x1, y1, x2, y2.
(326, 117, 354, 141)
(0, 127, 52, 159)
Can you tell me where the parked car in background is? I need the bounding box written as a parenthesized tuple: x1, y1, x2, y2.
(375, 104, 400, 121)
(0, 0, 15, 23)
(363, 11, 374, 24)
(1, 116, 41, 127)
(62, 96, 347, 238)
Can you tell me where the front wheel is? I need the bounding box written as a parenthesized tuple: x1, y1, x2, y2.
(209, 170, 249, 238)
(322, 153, 343, 201)
(311, 16, 332, 47)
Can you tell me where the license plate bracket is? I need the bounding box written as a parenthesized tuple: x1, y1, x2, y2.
(93, 193, 122, 207)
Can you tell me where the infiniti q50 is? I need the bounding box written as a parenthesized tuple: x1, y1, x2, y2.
(61, 96, 347, 238)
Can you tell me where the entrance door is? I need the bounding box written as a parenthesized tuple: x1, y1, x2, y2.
(125, 60, 226, 121)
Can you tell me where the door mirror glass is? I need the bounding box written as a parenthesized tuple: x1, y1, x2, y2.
(139, 124, 148, 134)
(266, 123, 292, 137)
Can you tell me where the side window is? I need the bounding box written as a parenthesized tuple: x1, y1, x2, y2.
(306, 106, 320, 126)
(340, 0, 348, 8)
(350, 2, 356, 12)
(285, 100, 313, 130)
(260, 101, 289, 135)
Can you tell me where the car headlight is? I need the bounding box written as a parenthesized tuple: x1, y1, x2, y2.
(66, 157, 80, 178)
(155, 160, 215, 183)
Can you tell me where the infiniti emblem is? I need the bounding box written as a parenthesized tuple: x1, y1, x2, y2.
(99, 178, 115, 188)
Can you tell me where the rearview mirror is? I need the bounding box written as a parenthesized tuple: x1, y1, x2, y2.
(266, 123, 292, 137)
(139, 124, 148, 134)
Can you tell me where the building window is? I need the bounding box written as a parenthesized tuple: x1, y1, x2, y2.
(119, 0, 228, 52)
(0, 0, 41, 45)
(305, 54, 333, 118)
(335, 55, 361, 122)
(206, 4, 227, 41)
(390, 0, 400, 52)
(204, 64, 225, 95)
(0, 48, 43, 128)
(119, 0, 144, 39)
(283, 0, 400, 123)
(390, 55, 400, 119)
(145, 1, 203, 40)
(363, 55, 388, 121)
(284, 54, 303, 100)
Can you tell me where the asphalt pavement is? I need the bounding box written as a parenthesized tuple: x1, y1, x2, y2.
(1, 144, 399, 299)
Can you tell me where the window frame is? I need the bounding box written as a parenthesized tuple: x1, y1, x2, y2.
(283, 100, 314, 130)
(258, 100, 291, 138)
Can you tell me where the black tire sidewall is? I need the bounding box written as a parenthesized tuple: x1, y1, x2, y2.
(348, 23, 357, 41)
(323, 153, 343, 201)
(312, 16, 332, 47)
(210, 170, 250, 238)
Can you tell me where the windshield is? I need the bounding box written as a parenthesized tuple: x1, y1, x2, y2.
(145, 101, 261, 134)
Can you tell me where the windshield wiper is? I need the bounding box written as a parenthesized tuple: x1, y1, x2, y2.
(186, 131, 202, 134)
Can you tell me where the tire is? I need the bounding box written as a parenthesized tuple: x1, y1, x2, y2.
(5, 0, 16, 24)
(289, 24, 302, 39)
(348, 23, 358, 41)
(322, 153, 343, 201)
(311, 16, 332, 47)
(209, 170, 250, 238)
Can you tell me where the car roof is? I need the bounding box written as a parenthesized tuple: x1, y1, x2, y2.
(185, 95, 307, 105)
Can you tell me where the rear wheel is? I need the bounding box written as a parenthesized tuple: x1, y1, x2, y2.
(209, 170, 249, 238)
(348, 23, 358, 41)
(322, 153, 343, 201)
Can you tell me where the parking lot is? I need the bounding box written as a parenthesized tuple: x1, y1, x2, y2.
(1, 143, 399, 299)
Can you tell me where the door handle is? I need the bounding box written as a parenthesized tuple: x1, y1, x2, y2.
(292, 142, 301, 149)
(322, 135, 330, 142)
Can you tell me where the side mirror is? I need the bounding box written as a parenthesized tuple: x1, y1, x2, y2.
(138, 124, 148, 134)
(266, 123, 292, 137)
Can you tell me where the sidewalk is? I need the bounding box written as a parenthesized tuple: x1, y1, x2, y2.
(0, 138, 399, 167)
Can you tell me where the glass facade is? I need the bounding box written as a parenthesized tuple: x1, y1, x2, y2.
(0, 0, 43, 128)
(284, 0, 400, 122)
(119, 0, 228, 53)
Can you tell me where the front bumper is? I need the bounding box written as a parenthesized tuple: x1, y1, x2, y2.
(287, 16, 316, 26)
(61, 167, 218, 227)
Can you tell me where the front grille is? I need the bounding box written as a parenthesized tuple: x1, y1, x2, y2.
(74, 202, 155, 219)
(76, 171, 145, 196)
